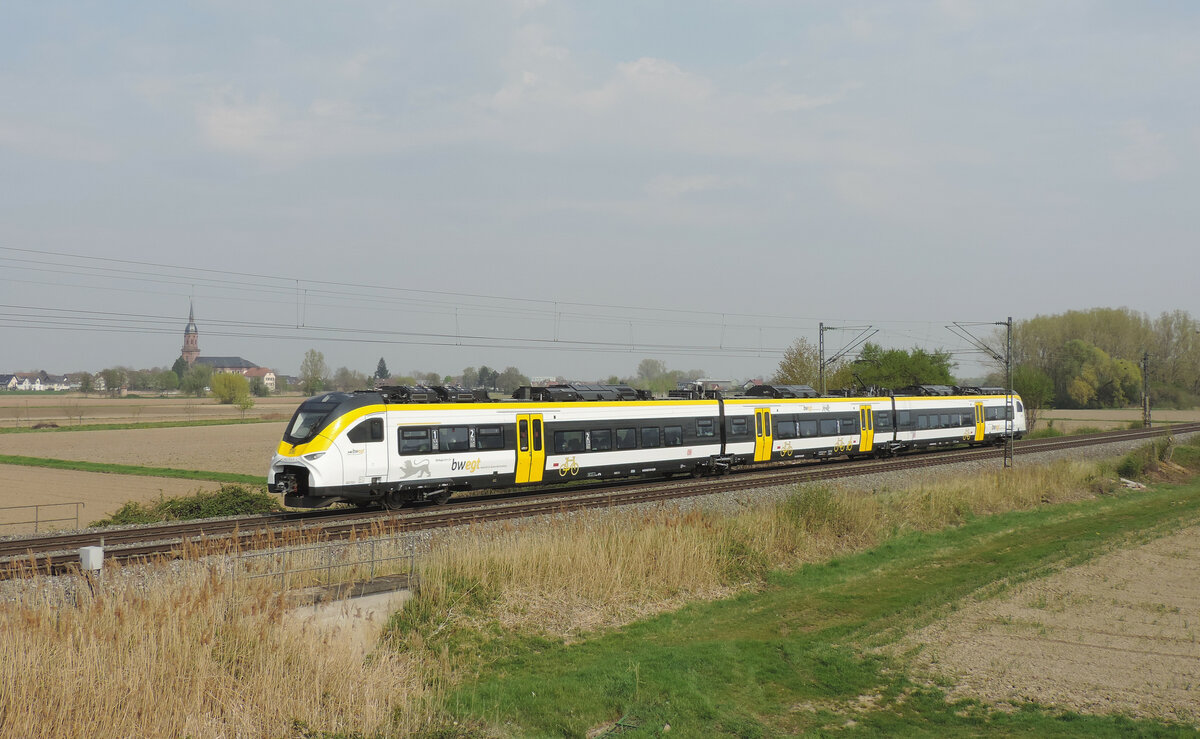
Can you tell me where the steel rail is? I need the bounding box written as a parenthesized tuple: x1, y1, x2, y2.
(4, 423, 1196, 577)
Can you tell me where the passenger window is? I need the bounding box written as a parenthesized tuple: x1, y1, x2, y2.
(519, 419, 529, 452)
(348, 418, 383, 443)
(840, 415, 858, 434)
(799, 419, 818, 437)
(819, 418, 839, 436)
(917, 415, 929, 430)
(664, 426, 683, 446)
(399, 428, 431, 454)
(775, 420, 798, 439)
(1016, 401, 1024, 413)
(898, 411, 912, 429)
(477, 426, 505, 450)
(532, 420, 543, 452)
(941, 414, 951, 428)
(439, 426, 470, 452)
(592, 429, 612, 451)
(697, 418, 716, 437)
(730, 418, 749, 437)
(554, 430, 586, 453)
(641, 427, 661, 448)
(875, 412, 892, 431)
(616, 427, 637, 450)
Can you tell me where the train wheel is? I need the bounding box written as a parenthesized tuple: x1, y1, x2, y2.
(382, 490, 407, 510)
(433, 489, 453, 505)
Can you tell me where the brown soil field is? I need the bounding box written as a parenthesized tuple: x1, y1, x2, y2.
(0, 423, 286, 476)
(0, 392, 303, 427)
(906, 525, 1200, 725)
(0, 423, 287, 531)
(0, 467, 222, 532)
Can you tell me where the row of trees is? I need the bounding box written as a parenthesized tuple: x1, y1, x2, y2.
(1009, 308, 1199, 410)
(772, 339, 955, 392)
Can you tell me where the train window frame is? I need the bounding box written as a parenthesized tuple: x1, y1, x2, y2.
(917, 415, 930, 430)
(730, 417, 749, 437)
(775, 419, 798, 439)
(616, 427, 637, 450)
(554, 430, 586, 454)
(476, 425, 505, 450)
(641, 427, 661, 448)
(874, 412, 892, 431)
(664, 426, 683, 446)
(592, 429, 613, 451)
(819, 418, 839, 436)
(838, 414, 858, 434)
(799, 419, 818, 437)
(399, 427, 432, 455)
(518, 419, 529, 452)
(697, 418, 716, 438)
(940, 414, 951, 428)
(348, 417, 384, 444)
(897, 410, 913, 430)
(438, 426, 470, 452)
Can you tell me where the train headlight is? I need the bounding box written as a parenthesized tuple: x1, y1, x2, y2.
(304, 452, 326, 461)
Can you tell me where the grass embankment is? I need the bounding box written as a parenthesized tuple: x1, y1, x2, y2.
(2, 439, 1198, 736)
(0, 454, 263, 485)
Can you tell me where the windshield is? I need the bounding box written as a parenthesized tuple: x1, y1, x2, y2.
(283, 402, 337, 444)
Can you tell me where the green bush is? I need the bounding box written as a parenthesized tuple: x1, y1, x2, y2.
(90, 484, 280, 527)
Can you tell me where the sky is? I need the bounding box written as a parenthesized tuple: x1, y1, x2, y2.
(2, 1, 1198, 383)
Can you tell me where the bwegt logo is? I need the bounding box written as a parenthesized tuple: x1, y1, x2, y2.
(451, 458, 481, 473)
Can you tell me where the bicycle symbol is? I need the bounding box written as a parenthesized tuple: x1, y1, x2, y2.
(780, 442, 794, 458)
(558, 455, 580, 477)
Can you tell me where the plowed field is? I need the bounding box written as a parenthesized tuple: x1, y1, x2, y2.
(908, 525, 1200, 724)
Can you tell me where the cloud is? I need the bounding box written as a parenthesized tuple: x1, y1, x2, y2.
(1111, 119, 1174, 182)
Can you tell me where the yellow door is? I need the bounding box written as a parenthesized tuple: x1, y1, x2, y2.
(515, 414, 546, 484)
(754, 408, 773, 462)
(974, 403, 985, 442)
(858, 405, 874, 453)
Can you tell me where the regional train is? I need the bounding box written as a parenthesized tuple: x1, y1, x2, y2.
(268, 382, 1027, 509)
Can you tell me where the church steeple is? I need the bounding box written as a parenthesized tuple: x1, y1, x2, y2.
(181, 301, 200, 364)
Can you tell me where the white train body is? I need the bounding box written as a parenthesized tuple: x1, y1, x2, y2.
(268, 387, 1026, 508)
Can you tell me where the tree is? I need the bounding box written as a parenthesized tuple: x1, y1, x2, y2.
(374, 357, 391, 381)
(79, 373, 94, 396)
(637, 358, 668, 382)
(1009, 364, 1054, 431)
(476, 366, 499, 390)
(461, 367, 479, 389)
(171, 356, 189, 382)
(496, 366, 530, 393)
(154, 370, 179, 393)
(99, 367, 127, 398)
(851, 343, 955, 390)
(181, 364, 212, 397)
(333, 367, 369, 391)
(773, 337, 852, 390)
(211, 372, 251, 405)
(249, 376, 269, 397)
(299, 349, 329, 395)
(234, 393, 256, 418)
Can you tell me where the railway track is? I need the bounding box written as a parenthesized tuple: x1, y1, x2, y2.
(4, 423, 1196, 578)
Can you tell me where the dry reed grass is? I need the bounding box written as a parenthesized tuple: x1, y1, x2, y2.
(0, 457, 1129, 736)
(0, 565, 429, 738)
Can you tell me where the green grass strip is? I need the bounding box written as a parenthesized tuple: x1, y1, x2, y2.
(0, 417, 284, 434)
(0, 454, 264, 484)
(446, 482, 1200, 737)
